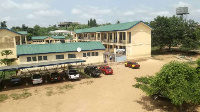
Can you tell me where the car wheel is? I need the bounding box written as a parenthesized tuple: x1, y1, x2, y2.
(153, 94, 159, 100)
(125, 65, 127, 67)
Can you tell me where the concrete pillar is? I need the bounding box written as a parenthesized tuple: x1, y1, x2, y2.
(126, 31, 128, 45)
(100, 33, 102, 42)
(106, 32, 108, 43)
(96, 33, 98, 41)
(25, 36, 27, 44)
(20, 36, 22, 45)
(117, 32, 119, 44)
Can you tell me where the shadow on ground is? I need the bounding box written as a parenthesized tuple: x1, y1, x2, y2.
(135, 96, 199, 112)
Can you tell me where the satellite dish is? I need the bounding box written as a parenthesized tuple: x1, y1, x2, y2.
(77, 47, 81, 52)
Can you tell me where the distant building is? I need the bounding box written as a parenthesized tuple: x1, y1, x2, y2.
(30, 36, 66, 44)
(49, 30, 73, 36)
(58, 22, 79, 28)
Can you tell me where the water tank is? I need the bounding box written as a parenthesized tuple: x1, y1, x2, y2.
(176, 7, 189, 15)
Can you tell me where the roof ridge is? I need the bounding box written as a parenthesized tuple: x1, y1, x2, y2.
(74, 21, 143, 33)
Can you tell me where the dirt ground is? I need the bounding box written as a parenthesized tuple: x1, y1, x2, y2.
(0, 55, 199, 112)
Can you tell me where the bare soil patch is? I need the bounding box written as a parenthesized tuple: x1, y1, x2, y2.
(0, 56, 199, 112)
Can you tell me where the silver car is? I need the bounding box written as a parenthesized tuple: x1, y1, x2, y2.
(32, 74, 43, 84)
(67, 69, 80, 80)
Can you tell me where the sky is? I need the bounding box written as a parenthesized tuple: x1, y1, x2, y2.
(0, 0, 200, 28)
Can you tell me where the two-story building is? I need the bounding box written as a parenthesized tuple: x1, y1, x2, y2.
(74, 21, 152, 59)
(0, 28, 28, 66)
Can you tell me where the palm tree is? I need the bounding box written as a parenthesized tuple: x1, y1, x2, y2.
(1, 50, 13, 58)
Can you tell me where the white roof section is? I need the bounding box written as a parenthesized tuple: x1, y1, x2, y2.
(49, 30, 73, 33)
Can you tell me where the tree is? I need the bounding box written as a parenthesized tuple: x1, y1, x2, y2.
(134, 61, 200, 110)
(180, 20, 200, 52)
(65, 34, 72, 39)
(150, 16, 185, 50)
(116, 20, 120, 24)
(0, 50, 14, 66)
(0, 21, 7, 28)
(1, 50, 12, 58)
(88, 18, 97, 27)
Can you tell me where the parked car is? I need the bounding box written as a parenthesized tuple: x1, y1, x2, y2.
(84, 66, 101, 77)
(125, 61, 140, 68)
(10, 76, 21, 86)
(66, 69, 80, 80)
(0, 78, 4, 90)
(32, 74, 43, 85)
(49, 72, 62, 82)
(99, 66, 113, 75)
(152, 92, 169, 101)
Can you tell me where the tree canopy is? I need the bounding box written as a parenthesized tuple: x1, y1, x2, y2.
(150, 15, 200, 51)
(134, 61, 200, 108)
(0, 21, 7, 28)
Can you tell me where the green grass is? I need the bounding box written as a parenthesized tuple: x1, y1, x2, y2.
(80, 81, 94, 85)
(80, 72, 92, 79)
(63, 84, 74, 90)
(10, 91, 32, 100)
(0, 70, 16, 79)
(46, 90, 54, 96)
(0, 94, 9, 102)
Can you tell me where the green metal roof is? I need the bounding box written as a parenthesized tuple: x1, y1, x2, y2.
(51, 36, 65, 39)
(0, 28, 26, 35)
(32, 36, 65, 40)
(17, 31, 28, 35)
(75, 21, 150, 33)
(17, 41, 105, 56)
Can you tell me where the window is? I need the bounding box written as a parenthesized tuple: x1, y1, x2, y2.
(83, 53, 86, 57)
(38, 56, 47, 61)
(27, 57, 31, 62)
(92, 52, 95, 56)
(98, 33, 100, 37)
(123, 32, 125, 40)
(110, 45, 113, 49)
(91, 34, 94, 37)
(32, 57, 37, 61)
(68, 54, 76, 58)
(43, 56, 47, 60)
(95, 52, 99, 56)
(38, 56, 42, 61)
(87, 52, 90, 56)
(56, 54, 64, 59)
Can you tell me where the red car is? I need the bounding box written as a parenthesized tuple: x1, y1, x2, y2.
(99, 66, 113, 75)
(125, 61, 140, 68)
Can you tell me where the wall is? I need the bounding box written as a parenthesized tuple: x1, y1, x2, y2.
(0, 29, 21, 59)
(18, 50, 104, 65)
(127, 22, 151, 58)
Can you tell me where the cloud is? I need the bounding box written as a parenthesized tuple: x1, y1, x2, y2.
(27, 9, 63, 19)
(174, 1, 190, 7)
(71, 6, 112, 20)
(124, 11, 135, 16)
(149, 11, 172, 16)
(0, 16, 11, 22)
(0, 0, 49, 11)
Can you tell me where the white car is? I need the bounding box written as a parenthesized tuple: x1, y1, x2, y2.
(67, 69, 80, 80)
(32, 74, 43, 84)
